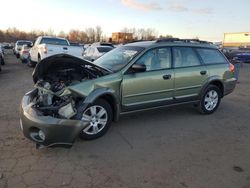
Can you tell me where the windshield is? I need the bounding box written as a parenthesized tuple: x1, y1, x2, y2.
(95, 46, 144, 72)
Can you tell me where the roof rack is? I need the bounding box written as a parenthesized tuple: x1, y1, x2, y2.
(156, 38, 213, 44)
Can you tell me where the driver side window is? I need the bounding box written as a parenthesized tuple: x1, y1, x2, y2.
(136, 47, 171, 71)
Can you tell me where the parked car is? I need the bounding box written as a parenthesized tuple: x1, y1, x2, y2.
(20, 38, 237, 148)
(234, 52, 250, 63)
(0, 46, 5, 66)
(14, 40, 33, 58)
(2, 43, 13, 49)
(0, 44, 5, 54)
(83, 45, 114, 61)
(29, 36, 84, 66)
(20, 44, 32, 63)
(91, 42, 114, 48)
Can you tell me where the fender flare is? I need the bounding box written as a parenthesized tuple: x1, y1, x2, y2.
(198, 77, 224, 99)
(82, 88, 120, 121)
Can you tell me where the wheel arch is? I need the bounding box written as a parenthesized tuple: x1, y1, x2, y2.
(82, 88, 120, 121)
(199, 78, 224, 99)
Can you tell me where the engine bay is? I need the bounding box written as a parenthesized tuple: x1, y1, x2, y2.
(32, 67, 96, 119)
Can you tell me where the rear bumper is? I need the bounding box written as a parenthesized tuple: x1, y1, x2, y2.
(224, 77, 237, 96)
(20, 89, 88, 148)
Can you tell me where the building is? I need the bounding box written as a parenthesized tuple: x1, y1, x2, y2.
(112, 32, 133, 44)
(223, 32, 250, 48)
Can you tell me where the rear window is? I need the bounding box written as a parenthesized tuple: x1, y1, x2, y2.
(40, 38, 69, 46)
(97, 47, 113, 53)
(17, 41, 32, 46)
(196, 48, 227, 64)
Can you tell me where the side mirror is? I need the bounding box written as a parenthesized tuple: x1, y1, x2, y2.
(131, 64, 146, 73)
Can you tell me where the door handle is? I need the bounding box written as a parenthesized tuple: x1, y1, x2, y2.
(63, 47, 68, 50)
(200, 70, 207, 75)
(163, 74, 171, 80)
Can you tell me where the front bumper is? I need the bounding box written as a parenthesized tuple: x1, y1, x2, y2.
(20, 89, 88, 148)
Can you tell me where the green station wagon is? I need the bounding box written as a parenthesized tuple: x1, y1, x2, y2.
(20, 38, 237, 148)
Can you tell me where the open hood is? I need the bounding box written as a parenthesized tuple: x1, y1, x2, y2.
(32, 54, 110, 83)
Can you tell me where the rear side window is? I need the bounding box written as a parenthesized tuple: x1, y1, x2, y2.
(196, 48, 227, 64)
(173, 47, 201, 68)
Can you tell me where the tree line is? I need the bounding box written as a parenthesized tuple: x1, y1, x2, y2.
(0, 26, 173, 43)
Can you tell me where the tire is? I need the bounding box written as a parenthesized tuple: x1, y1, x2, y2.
(37, 55, 41, 64)
(75, 99, 113, 140)
(198, 85, 222, 114)
(0, 56, 4, 65)
(27, 58, 37, 68)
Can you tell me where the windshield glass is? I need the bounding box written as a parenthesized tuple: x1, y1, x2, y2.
(95, 46, 144, 72)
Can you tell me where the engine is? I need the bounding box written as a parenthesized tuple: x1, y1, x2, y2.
(32, 66, 98, 119)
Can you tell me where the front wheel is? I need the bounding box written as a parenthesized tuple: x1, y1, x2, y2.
(75, 99, 113, 140)
(198, 85, 222, 114)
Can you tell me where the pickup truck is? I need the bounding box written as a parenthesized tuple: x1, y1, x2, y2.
(30, 36, 83, 64)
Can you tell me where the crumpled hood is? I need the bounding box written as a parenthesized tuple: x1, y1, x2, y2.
(32, 54, 109, 83)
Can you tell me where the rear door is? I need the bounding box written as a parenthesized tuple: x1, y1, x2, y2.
(122, 47, 174, 111)
(173, 47, 208, 100)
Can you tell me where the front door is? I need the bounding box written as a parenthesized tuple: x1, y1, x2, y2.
(122, 47, 174, 111)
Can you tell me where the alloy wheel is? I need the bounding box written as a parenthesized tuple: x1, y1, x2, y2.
(81, 105, 108, 135)
(204, 90, 219, 111)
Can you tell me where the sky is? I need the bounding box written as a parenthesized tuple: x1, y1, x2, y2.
(0, 0, 249, 41)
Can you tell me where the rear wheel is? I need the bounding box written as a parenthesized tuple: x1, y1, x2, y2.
(75, 99, 113, 140)
(198, 85, 222, 114)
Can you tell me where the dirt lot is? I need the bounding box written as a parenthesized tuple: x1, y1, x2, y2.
(0, 52, 250, 188)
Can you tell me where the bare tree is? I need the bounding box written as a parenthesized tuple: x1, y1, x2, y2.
(95, 26, 102, 42)
(85, 28, 96, 43)
(46, 28, 55, 36)
(58, 30, 67, 38)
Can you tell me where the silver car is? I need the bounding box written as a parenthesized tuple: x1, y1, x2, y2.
(83, 45, 114, 61)
(14, 40, 32, 58)
(20, 45, 32, 63)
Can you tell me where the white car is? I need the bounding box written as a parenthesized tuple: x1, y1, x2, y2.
(83, 45, 114, 61)
(29, 36, 84, 65)
(20, 45, 31, 63)
(14, 40, 33, 58)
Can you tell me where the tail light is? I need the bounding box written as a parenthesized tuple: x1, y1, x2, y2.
(43, 46, 48, 54)
(229, 63, 235, 73)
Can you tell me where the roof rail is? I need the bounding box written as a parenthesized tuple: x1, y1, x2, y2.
(156, 38, 212, 44)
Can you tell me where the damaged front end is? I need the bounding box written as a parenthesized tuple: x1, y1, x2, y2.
(34, 80, 77, 119)
(20, 54, 110, 148)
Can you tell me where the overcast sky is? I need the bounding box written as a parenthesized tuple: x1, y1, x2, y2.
(0, 0, 249, 41)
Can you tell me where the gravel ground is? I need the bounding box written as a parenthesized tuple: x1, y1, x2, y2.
(0, 52, 250, 188)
